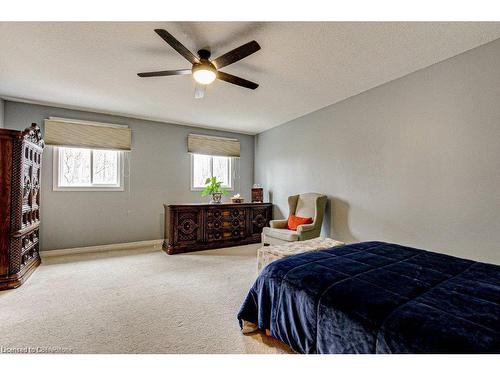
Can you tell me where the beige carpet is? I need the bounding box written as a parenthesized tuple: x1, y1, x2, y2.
(0, 244, 292, 354)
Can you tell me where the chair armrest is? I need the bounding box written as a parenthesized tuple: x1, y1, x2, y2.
(296, 223, 316, 234)
(269, 219, 288, 229)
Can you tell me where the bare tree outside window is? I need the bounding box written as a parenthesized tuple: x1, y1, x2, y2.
(191, 154, 232, 190)
(213, 156, 229, 187)
(56, 147, 122, 190)
(60, 148, 91, 186)
(93, 150, 118, 185)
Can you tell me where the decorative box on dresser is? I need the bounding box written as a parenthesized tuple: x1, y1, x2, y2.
(164, 202, 272, 254)
(0, 123, 44, 290)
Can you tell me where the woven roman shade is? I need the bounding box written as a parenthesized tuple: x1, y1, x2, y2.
(44, 117, 132, 151)
(187, 134, 240, 157)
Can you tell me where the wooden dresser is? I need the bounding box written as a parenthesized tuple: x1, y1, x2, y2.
(0, 123, 44, 290)
(164, 202, 272, 254)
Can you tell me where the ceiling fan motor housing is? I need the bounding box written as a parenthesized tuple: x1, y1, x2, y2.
(197, 49, 211, 60)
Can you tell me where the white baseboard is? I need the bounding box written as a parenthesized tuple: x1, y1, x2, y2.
(41, 239, 164, 258)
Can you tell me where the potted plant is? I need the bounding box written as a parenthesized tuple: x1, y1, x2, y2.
(201, 177, 228, 204)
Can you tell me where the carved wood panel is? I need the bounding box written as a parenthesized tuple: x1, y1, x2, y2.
(250, 207, 271, 235)
(175, 210, 201, 244)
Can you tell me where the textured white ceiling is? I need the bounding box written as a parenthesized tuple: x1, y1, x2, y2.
(1, 22, 500, 134)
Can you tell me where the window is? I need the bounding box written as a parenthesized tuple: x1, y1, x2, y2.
(191, 154, 233, 190)
(54, 147, 123, 191)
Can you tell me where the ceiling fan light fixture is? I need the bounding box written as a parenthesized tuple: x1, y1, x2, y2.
(192, 63, 217, 85)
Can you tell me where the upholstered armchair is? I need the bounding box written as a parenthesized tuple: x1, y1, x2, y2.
(262, 193, 328, 245)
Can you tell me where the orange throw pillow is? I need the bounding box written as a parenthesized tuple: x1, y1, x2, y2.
(287, 215, 313, 230)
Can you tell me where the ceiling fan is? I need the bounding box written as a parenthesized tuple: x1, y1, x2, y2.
(137, 29, 261, 99)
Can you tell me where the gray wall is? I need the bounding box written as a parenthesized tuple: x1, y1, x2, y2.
(4, 101, 255, 251)
(255, 38, 500, 264)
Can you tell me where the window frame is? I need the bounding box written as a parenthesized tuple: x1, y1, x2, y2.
(53, 146, 125, 192)
(190, 153, 234, 191)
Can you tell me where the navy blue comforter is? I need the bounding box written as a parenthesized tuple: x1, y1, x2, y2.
(238, 242, 500, 353)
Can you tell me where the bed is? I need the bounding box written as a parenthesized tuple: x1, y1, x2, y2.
(238, 241, 500, 353)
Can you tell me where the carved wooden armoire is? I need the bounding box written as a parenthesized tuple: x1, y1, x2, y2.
(0, 123, 44, 290)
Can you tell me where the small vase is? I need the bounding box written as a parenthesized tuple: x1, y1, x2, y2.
(210, 192, 222, 204)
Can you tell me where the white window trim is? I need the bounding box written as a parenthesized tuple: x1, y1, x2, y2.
(190, 154, 234, 192)
(53, 147, 125, 192)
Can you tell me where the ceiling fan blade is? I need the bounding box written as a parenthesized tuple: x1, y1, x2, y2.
(217, 71, 259, 90)
(194, 84, 206, 99)
(154, 29, 199, 64)
(137, 69, 192, 78)
(212, 41, 261, 69)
